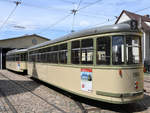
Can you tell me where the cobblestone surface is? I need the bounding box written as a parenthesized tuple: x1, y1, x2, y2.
(0, 70, 150, 113)
(0, 70, 82, 113)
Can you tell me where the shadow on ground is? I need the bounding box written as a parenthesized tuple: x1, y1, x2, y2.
(6, 69, 28, 76)
(33, 78, 150, 113)
(0, 79, 40, 97)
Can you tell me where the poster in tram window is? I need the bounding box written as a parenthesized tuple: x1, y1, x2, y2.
(81, 68, 92, 92)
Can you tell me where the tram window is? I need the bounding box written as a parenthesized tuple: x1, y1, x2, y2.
(31, 55, 34, 62)
(47, 53, 51, 62)
(81, 39, 93, 64)
(21, 54, 23, 61)
(16, 54, 20, 61)
(40, 53, 45, 63)
(59, 44, 67, 64)
(47, 47, 51, 63)
(21, 53, 26, 61)
(36, 53, 40, 62)
(112, 36, 125, 65)
(126, 36, 141, 64)
(97, 37, 110, 65)
(71, 41, 80, 64)
(51, 46, 58, 63)
(33, 54, 36, 62)
(44, 53, 47, 63)
(25, 53, 27, 61)
(13, 55, 15, 61)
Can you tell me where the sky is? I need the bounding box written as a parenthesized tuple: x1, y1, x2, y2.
(0, 0, 150, 40)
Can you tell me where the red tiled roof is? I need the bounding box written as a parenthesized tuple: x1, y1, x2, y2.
(115, 10, 150, 31)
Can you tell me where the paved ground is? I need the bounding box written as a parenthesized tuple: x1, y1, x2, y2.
(0, 70, 150, 113)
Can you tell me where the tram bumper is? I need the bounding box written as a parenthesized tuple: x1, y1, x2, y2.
(96, 90, 144, 104)
(120, 90, 144, 98)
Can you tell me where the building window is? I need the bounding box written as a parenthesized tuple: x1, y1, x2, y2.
(81, 39, 93, 64)
(71, 40, 80, 64)
(97, 37, 110, 65)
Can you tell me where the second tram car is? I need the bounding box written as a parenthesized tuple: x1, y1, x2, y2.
(6, 49, 28, 72)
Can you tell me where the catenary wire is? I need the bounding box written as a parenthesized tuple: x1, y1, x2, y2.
(78, 0, 102, 11)
(135, 6, 150, 13)
(76, 0, 83, 10)
(38, 14, 71, 34)
(0, 1, 21, 31)
(86, 5, 150, 29)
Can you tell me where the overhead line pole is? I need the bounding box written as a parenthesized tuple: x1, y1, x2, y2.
(71, 9, 77, 32)
(70, 0, 83, 32)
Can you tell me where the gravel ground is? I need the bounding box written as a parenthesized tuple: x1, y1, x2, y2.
(0, 70, 150, 113)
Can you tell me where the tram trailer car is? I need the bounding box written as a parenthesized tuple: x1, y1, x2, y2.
(6, 49, 28, 72)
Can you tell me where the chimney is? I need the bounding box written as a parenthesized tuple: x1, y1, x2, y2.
(144, 14, 150, 18)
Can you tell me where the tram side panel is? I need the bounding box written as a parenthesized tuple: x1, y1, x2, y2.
(28, 62, 144, 104)
(6, 61, 27, 72)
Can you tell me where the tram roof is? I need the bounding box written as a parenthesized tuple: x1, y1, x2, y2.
(28, 23, 140, 50)
(7, 48, 28, 55)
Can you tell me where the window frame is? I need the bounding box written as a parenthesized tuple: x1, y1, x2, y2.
(96, 36, 111, 65)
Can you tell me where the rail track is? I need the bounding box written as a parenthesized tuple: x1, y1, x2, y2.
(0, 70, 150, 113)
(0, 88, 18, 113)
(0, 72, 67, 113)
(0, 71, 102, 113)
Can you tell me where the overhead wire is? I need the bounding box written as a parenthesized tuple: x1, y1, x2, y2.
(1, 0, 150, 37)
(76, 0, 83, 10)
(0, 1, 21, 31)
(135, 6, 150, 13)
(0, 0, 69, 12)
(56, 0, 76, 4)
(0, 0, 12, 3)
(78, 0, 102, 11)
(38, 14, 71, 34)
(70, 0, 104, 32)
(86, 5, 150, 29)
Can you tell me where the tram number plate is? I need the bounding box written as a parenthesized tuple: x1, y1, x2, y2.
(133, 72, 139, 77)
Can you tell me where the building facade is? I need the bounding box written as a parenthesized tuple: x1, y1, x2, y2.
(115, 10, 150, 71)
(0, 34, 49, 69)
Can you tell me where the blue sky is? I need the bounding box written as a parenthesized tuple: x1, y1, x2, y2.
(0, 0, 150, 40)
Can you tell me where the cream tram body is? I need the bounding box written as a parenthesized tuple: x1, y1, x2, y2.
(27, 22, 144, 104)
(6, 49, 28, 72)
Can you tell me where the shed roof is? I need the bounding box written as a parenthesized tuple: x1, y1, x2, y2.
(0, 34, 49, 41)
(7, 49, 28, 55)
